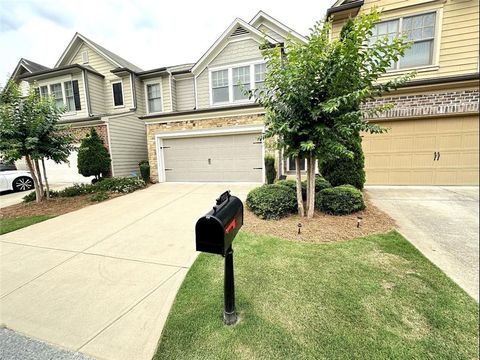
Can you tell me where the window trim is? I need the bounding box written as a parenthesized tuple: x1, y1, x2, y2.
(144, 79, 164, 114)
(111, 80, 125, 108)
(374, 9, 442, 73)
(286, 156, 307, 173)
(208, 60, 265, 106)
(37, 75, 76, 115)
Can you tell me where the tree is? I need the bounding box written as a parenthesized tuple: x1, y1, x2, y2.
(254, 9, 414, 217)
(77, 128, 111, 181)
(0, 81, 75, 202)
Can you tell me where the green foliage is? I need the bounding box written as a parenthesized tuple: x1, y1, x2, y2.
(93, 177, 146, 193)
(319, 134, 366, 189)
(58, 183, 94, 197)
(314, 176, 332, 192)
(139, 160, 150, 183)
(264, 155, 276, 184)
(318, 185, 365, 215)
(276, 179, 306, 197)
(77, 128, 111, 179)
(23, 190, 59, 203)
(89, 191, 110, 202)
(246, 184, 297, 220)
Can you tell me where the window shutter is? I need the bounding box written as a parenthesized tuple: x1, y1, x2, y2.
(72, 80, 81, 110)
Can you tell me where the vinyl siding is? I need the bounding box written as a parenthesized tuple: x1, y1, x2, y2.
(171, 76, 177, 111)
(87, 73, 105, 114)
(108, 113, 148, 177)
(196, 38, 263, 108)
(135, 76, 146, 115)
(257, 24, 284, 42)
(331, 0, 480, 80)
(175, 77, 196, 111)
(162, 76, 172, 112)
(69, 43, 134, 113)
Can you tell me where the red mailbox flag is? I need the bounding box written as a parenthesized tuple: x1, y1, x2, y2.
(225, 218, 236, 235)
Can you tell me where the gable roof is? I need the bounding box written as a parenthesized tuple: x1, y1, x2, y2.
(249, 11, 306, 43)
(191, 17, 277, 75)
(10, 58, 50, 82)
(55, 32, 143, 72)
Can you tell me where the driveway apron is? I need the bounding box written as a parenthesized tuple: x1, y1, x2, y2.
(0, 183, 256, 360)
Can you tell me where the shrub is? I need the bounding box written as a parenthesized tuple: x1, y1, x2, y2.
(319, 134, 365, 189)
(90, 191, 110, 202)
(264, 156, 276, 184)
(77, 128, 111, 180)
(93, 177, 145, 193)
(246, 184, 297, 220)
(276, 179, 306, 197)
(23, 190, 59, 203)
(317, 185, 365, 215)
(58, 183, 94, 197)
(139, 161, 150, 183)
(301, 176, 332, 194)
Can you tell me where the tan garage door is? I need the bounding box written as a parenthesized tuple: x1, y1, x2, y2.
(161, 133, 263, 182)
(363, 115, 479, 185)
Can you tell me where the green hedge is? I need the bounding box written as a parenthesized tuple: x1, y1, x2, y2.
(246, 184, 297, 220)
(317, 185, 365, 215)
(265, 156, 276, 184)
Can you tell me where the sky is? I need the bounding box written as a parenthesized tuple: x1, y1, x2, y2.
(0, 0, 332, 87)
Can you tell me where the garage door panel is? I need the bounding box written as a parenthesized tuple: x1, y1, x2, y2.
(161, 132, 262, 182)
(413, 136, 436, 150)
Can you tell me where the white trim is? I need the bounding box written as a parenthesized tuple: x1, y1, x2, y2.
(39, 75, 77, 116)
(81, 70, 89, 115)
(105, 122, 115, 177)
(111, 80, 125, 108)
(144, 79, 164, 115)
(81, 50, 89, 64)
(191, 18, 275, 74)
(249, 11, 306, 43)
(285, 156, 307, 173)
(155, 125, 265, 183)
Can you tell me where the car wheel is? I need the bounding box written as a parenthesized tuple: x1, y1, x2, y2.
(13, 176, 34, 192)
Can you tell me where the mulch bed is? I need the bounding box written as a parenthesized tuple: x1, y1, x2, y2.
(243, 194, 396, 243)
(0, 193, 123, 219)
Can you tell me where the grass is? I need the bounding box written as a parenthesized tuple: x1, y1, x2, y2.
(0, 215, 54, 235)
(155, 231, 479, 360)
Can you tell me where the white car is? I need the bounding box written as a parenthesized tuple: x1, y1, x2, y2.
(0, 170, 35, 192)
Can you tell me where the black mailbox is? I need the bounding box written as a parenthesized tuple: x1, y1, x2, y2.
(195, 191, 243, 256)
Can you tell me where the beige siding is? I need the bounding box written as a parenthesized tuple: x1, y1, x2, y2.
(171, 76, 177, 111)
(175, 77, 195, 111)
(257, 24, 284, 42)
(209, 39, 263, 67)
(162, 76, 172, 112)
(332, 0, 480, 80)
(135, 76, 146, 115)
(196, 70, 210, 109)
(108, 113, 148, 177)
(87, 73, 105, 114)
(69, 43, 134, 114)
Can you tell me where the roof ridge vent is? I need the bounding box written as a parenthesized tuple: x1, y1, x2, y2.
(231, 26, 249, 37)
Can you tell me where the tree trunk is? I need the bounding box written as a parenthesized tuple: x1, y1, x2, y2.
(295, 157, 305, 217)
(306, 153, 316, 218)
(34, 159, 44, 196)
(41, 158, 50, 199)
(25, 155, 43, 203)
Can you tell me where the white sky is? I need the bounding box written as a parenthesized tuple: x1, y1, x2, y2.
(0, 0, 332, 87)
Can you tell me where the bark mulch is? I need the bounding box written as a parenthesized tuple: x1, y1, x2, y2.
(243, 194, 396, 243)
(0, 193, 122, 219)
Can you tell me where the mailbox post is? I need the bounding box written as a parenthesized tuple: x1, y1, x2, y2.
(195, 191, 243, 325)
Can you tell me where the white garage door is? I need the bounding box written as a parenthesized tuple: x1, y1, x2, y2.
(160, 132, 263, 182)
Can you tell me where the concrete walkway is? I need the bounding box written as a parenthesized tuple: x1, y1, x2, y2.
(0, 183, 256, 360)
(367, 186, 479, 302)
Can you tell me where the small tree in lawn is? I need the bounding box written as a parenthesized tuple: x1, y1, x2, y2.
(0, 81, 75, 202)
(77, 128, 111, 181)
(255, 9, 413, 218)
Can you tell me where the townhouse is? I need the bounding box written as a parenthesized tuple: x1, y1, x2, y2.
(9, 4, 479, 185)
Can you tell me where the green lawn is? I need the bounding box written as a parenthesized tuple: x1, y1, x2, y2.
(155, 231, 479, 360)
(0, 215, 54, 235)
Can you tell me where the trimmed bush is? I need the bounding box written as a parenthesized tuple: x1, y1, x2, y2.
(317, 185, 365, 215)
(246, 184, 297, 220)
(139, 160, 150, 183)
(23, 190, 59, 203)
(58, 183, 94, 197)
(93, 177, 145, 193)
(90, 191, 110, 202)
(314, 176, 332, 192)
(319, 134, 366, 189)
(276, 179, 306, 197)
(77, 128, 111, 180)
(264, 156, 276, 184)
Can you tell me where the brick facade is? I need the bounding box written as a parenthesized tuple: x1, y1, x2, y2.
(363, 88, 479, 119)
(146, 114, 264, 182)
(69, 124, 109, 150)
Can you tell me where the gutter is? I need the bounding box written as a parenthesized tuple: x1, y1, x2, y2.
(326, 0, 364, 17)
(140, 103, 263, 120)
(19, 64, 104, 80)
(397, 73, 480, 89)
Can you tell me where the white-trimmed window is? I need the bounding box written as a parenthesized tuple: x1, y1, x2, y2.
(211, 69, 229, 104)
(112, 81, 124, 107)
(63, 81, 75, 112)
(370, 11, 436, 70)
(147, 83, 162, 113)
(39, 85, 48, 98)
(232, 66, 250, 101)
(210, 61, 266, 105)
(254, 63, 266, 91)
(49, 83, 64, 108)
(287, 156, 306, 172)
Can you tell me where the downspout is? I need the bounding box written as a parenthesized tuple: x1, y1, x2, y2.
(82, 69, 92, 116)
(130, 72, 137, 111)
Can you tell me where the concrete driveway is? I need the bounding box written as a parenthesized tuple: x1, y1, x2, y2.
(367, 186, 479, 302)
(0, 183, 256, 360)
